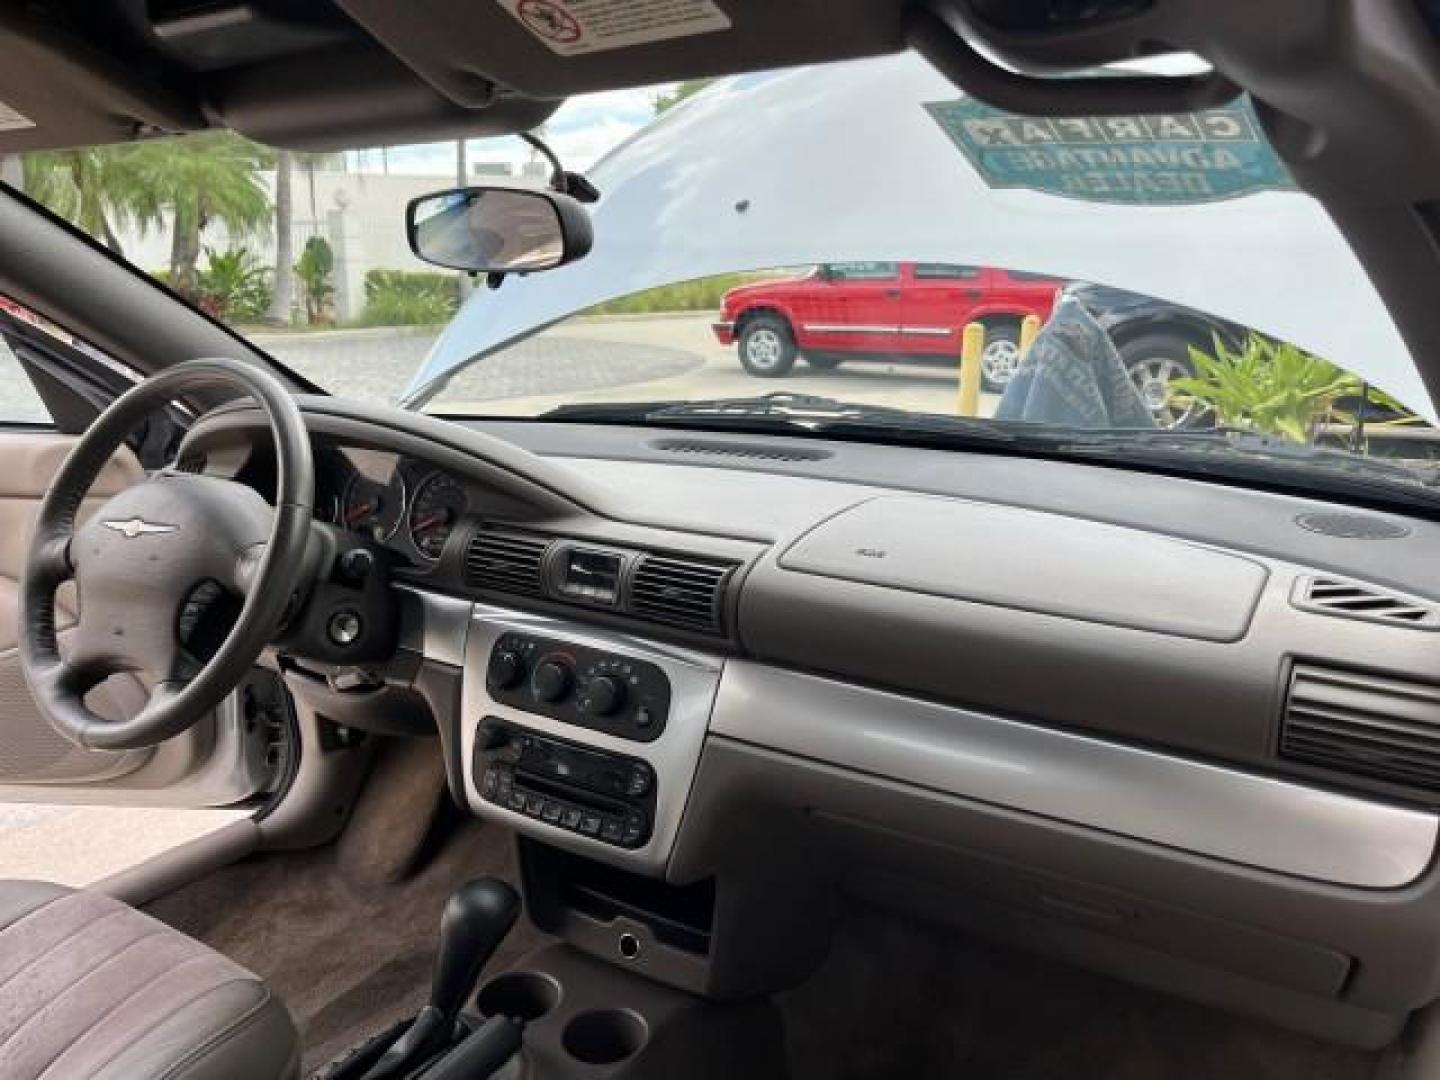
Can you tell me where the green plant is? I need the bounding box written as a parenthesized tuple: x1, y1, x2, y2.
(295, 236, 335, 324)
(653, 79, 714, 114)
(359, 269, 459, 326)
(1169, 335, 1359, 442)
(196, 246, 271, 321)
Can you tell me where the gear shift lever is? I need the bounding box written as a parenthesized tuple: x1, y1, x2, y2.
(360, 878, 520, 1080)
(430, 878, 521, 1020)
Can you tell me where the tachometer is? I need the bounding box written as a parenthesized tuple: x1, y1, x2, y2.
(408, 472, 468, 560)
(340, 471, 406, 542)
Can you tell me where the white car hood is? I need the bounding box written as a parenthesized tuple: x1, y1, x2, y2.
(402, 53, 1432, 423)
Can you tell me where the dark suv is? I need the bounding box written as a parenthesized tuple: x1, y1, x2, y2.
(1062, 282, 1247, 428)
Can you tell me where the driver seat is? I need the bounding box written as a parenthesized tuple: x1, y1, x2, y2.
(0, 880, 299, 1079)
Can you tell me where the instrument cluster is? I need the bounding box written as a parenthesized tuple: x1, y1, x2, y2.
(317, 448, 471, 564)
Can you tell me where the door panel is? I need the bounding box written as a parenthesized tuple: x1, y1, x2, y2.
(0, 435, 150, 785)
(903, 263, 984, 357)
(0, 431, 275, 806)
(802, 262, 905, 353)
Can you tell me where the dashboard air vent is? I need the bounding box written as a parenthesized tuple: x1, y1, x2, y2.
(1292, 577, 1440, 630)
(649, 437, 832, 463)
(630, 554, 734, 634)
(1280, 663, 1440, 793)
(464, 528, 550, 597)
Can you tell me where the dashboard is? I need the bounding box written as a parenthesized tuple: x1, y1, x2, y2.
(180, 394, 1440, 1050)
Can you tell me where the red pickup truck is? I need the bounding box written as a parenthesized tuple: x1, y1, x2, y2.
(713, 261, 1063, 389)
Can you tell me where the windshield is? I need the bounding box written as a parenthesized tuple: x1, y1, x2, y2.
(9, 55, 1440, 504)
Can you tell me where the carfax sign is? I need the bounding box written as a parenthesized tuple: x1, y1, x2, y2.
(924, 96, 1294, 205)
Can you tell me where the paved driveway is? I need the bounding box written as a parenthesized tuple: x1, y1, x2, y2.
(253, 314, 998, 418)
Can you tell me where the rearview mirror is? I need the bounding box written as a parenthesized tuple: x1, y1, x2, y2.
(405, 186, 593, 274)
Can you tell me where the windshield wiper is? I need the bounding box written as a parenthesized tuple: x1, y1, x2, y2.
(542, 396, 1440, 509)
(544, 393, 1018, 441)
(547, 392, 909, 423)
(1047, 426, 1440, 488)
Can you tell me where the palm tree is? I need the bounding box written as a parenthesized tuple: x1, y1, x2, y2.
(20, 147, 155, 256)
(296, 152, 342, 228)
(127, 132, 272, 296)
(266, 149, 295, 324)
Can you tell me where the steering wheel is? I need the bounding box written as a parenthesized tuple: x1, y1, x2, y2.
(20, 358, 313, 750)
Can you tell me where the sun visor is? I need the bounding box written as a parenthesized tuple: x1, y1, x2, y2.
(0, 9, 203, 152)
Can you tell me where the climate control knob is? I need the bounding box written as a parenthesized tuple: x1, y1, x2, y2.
(580, 675, 626, 717)
(487, 650, 525, 690)
(531, 659, 573, 703)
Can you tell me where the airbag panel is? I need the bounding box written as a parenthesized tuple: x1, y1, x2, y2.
(778, 495, 1268, 641)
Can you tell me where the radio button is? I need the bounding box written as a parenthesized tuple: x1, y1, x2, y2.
(626, 765, 652, 797)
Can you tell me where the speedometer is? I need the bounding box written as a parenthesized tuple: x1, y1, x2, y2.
(408, 472, 468, 560)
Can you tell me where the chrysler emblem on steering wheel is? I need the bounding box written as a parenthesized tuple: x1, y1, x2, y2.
(102, 517, 178, 539)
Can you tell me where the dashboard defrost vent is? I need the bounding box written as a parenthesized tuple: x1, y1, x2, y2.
(630, 554, 734, 634)
(1292, 577, 1440, 630)
(1280, 664, 1440, 793)
(464, 528, 550, 597)
(649, 437, 832, 463)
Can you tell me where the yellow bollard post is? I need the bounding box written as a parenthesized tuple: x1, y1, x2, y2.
(958, 322, 984, 417)
(1019, 314, 1042, 361)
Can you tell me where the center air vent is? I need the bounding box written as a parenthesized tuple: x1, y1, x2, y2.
(464, 528, 550, 597)
(630, 554, 734, 635)
(1280, 663, 1440, 794)
(1292, 577, 1440, 630)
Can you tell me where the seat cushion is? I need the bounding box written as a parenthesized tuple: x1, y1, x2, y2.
(0, 879, 299, 1080)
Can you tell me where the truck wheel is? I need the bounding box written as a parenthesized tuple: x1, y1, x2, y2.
(1118, 332, 1206, 429)
(980, 322, 1022, 392)
(739, 315, 797, 377)
(805, 353, 843, 370)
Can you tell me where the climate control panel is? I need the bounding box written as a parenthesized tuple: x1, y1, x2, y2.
(485, 632, 671, 742)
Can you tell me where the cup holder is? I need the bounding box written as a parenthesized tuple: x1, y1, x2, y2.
(561, 1009, 648, 1065)
(475, 972, 563, 1022)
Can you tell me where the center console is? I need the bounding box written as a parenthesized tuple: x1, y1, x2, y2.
(460, 604, 724, 876)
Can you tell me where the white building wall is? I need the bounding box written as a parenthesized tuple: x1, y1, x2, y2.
(114, 170, 465, 280)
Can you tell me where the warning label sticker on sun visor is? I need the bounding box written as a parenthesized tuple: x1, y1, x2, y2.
(496, 0, 731, 56)
(0, 103, 35, 132)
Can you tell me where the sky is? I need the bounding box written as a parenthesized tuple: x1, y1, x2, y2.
(346, 84, 670, 177)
